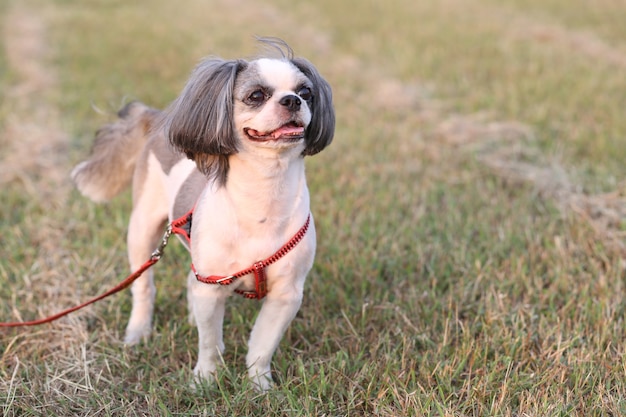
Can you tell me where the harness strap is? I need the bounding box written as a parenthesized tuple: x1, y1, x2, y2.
(170, 208, 194, 244)
(187, 214, 311, 299)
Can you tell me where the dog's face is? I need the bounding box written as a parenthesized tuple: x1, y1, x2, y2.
(161, 45, 335, 184)
(234, 58, 313, 153)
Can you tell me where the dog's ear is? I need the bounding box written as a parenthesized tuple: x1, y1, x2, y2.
(291, 57, 335, 156)
(162, 58, 246, 160)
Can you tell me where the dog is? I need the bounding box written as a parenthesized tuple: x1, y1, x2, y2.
(71, 39, 335, 390)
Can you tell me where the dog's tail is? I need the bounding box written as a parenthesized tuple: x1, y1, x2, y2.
(71, 102, 160, 202)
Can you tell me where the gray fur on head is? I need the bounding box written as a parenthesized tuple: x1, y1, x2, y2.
(161, 58, 246, 183)
(256, 37, 294, 59)
(291, 57, 335, 156)
(161, 38, 334, 185)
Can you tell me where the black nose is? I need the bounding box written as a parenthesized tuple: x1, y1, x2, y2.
(279, 94, 302, 111)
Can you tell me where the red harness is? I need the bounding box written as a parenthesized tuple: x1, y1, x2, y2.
(0, 210, 311, 327)
(172, 209, 311, 299)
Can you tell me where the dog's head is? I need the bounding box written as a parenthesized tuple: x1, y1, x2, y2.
(161, 39, 335, 184)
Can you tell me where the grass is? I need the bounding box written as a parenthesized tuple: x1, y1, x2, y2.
(1, 0, 626, 415)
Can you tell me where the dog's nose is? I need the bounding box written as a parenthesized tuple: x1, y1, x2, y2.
(279, 95, 301, 112)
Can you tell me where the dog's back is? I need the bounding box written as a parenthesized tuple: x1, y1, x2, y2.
(71, 102, 160, 202)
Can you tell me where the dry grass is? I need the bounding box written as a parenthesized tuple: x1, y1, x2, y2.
(1, 0, 626, 415)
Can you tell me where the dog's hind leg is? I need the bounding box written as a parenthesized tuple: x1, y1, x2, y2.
(124, 156, 169, 345)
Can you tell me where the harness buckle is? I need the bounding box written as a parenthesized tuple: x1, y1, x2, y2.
(215, 275, 235, 284)
(150, 224, 173, 261)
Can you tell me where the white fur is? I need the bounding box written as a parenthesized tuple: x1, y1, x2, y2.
(165, 158, 197, 218)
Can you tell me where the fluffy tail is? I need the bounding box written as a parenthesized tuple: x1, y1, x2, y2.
(71, 102, 160, 202)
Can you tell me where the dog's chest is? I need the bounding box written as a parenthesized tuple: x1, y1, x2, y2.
(188, 197, 314, 291)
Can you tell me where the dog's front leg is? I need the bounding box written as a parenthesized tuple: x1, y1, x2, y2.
(189, 274, 227, 384)
(246, 289, 303, 391)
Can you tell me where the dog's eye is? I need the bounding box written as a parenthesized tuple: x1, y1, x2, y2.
(247, 90, 266, 103)
(297, 87, 313, 101)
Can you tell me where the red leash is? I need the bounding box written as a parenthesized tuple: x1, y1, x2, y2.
(0, 211, 310, 328)
(0, 211, 181, 328)
(0, 258, 159, 328)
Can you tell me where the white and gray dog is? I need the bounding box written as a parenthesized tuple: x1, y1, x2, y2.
(72, 39, 335, 390)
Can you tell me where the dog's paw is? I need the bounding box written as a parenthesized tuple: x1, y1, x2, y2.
(123, 324, 151, 345)
(192, 364, 217, 388)
(249, 371, 274, 392)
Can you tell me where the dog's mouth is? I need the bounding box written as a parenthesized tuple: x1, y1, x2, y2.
(244, 122, 305, 142)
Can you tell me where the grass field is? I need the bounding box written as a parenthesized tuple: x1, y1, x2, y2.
(1, 0, 626, 415)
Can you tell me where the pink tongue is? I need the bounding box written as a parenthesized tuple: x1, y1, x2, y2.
(271, 125, 304, 138)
